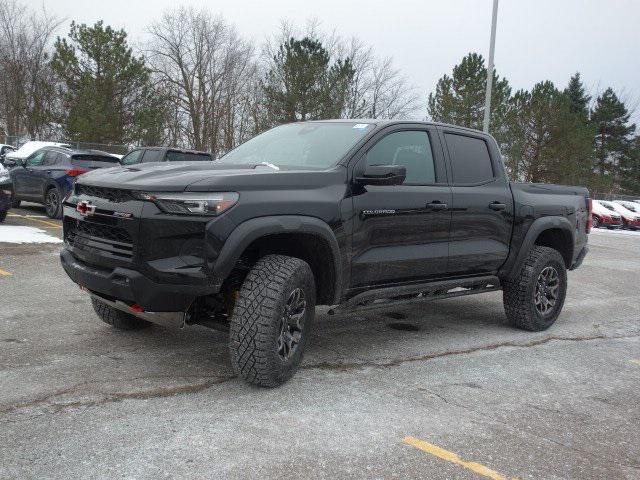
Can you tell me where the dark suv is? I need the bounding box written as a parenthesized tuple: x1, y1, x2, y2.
(10, 146, 120, 218)
(120, 147, 212, 165)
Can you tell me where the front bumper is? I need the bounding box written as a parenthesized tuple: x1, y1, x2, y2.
(61, 248, 215, 312)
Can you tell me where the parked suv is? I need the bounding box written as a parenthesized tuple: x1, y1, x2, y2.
(120, 147, 212, 165)
(60, 120, 590, 387)
(10, 146, 120, 218)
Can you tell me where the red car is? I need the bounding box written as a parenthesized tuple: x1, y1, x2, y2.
(592, 201, 623, 229)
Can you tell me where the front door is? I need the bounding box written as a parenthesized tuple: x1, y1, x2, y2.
(350, 127, 452, 289)
(13, 150, 47, 199)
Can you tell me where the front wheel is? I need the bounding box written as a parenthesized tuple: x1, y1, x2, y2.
(0, 209, 6, 223)
(11, 197, 20, 208)
(592, 216, 599, 228)
(229, 254, 316, 387)
(45, 187, 62, 219)
(502, 246, 567, 331)
(91, 298, 152, 330)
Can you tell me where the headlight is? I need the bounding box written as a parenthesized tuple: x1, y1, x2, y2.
(139, 192, 239, 216)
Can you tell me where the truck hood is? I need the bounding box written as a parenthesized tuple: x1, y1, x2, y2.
(76, 161, 344, 192)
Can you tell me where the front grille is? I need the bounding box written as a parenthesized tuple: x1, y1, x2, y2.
(76, 185, 135, 203)
(66, 219, 134, 260)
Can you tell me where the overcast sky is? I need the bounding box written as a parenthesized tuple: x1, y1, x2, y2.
(43, 0, 639, 122)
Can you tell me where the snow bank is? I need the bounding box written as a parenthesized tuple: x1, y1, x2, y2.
(0, 226, 63, 244)
(591, 228, 640, 237)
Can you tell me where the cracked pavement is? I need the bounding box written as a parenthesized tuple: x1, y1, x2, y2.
(1, 226, 639, 479)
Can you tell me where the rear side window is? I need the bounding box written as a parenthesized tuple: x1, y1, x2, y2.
(445, 134, 494, 184)
(141, 150, 164, 163)
(165, 151, 212, 162)
(365, 131, 436, 184)
(71, 155, 120, 168)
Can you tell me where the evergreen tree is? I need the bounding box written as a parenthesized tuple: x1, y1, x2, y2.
(427, 53, 511, 145)
(590, 88, 636, 181)
(503, 81, 594, 187)
(563, 72, 590, 121)
(261, 37, 355, 124)
(619, 136, 640, 194)
(52, 21, 165, 144)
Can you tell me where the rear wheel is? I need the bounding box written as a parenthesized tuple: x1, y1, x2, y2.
(0, 209, 6, 222)
(229, 254, 316, 387)
(10, 197, 20, 208)
(502, 246, 567, 331)
(91, 298, 152, 330)
(45, 187, 62, 219)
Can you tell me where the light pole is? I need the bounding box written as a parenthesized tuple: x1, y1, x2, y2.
(483, 0, 499, 133)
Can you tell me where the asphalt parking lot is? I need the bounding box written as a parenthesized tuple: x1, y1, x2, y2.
(1, 205, 639, 479)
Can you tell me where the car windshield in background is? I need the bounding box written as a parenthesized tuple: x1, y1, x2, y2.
(166, 151, 212, 162)
(218, 122, 373, 169)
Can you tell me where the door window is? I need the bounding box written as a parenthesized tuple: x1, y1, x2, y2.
(445, 134, 494, 185)
(365, 131, 436, 184)
(42, 151, 59, 166)
(141, 150, 164, 163)
(26, 151, 47, 166)
(120, 149, 144, 165)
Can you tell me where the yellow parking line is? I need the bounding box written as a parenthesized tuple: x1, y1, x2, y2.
(0, 268, 12, 276)
(8, 214, 61, 229)
(403, 436, 510, 480)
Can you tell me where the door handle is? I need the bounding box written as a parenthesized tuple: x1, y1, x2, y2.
(489, 202, 506, 211)
(426, 201, 448, 210)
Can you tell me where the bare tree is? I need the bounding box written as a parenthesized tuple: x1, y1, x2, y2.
(0, 0, 63, 142)
(146, 7, 258, 155)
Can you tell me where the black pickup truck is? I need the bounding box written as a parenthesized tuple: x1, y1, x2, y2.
(60, 120, 590, 387)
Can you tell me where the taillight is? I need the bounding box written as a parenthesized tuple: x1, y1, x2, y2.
(586, 197, 593, 233)
(65, 168, 89, 177)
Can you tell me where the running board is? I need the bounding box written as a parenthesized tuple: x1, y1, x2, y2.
(328, 275, 500, 315)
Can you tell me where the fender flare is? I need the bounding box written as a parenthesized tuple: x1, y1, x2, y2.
(502, 216, 575, 279)
(211, 215, 343, 303)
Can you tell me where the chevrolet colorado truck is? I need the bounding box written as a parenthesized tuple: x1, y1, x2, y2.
(60, 120, 591, 387)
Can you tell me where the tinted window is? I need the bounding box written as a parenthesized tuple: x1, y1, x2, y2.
(26, 150, 46, 166)
(42, 150, 59, 166)
(445, 134, 494, 184)
(72, 155, 120, 168)
(141, 150, 164, 163)
(365, 131, 436, 184)
(166, 151, 212, 162)
(121, 149, 144, 165)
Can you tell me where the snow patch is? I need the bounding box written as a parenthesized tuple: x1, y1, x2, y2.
(0, 226, 62, 244)
(591, 228, 640, 237)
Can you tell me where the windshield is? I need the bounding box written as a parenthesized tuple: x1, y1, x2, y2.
(218, 122, 373, 169)
(600, 202, 615, 211)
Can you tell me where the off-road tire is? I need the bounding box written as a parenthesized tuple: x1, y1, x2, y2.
(229, 254, 316, 387)
(91, 298, 152, 330)
(10, 197, 20, 208)
(502, 246, 567, 331)
(0, 209, 6, 222)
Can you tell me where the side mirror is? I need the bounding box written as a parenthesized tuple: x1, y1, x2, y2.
(3, 158, 17, 168)
(356, 165, 406, 186)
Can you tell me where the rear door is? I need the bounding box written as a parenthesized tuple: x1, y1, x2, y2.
(442, 130, 513, 275)
(350, 125, 452, 288)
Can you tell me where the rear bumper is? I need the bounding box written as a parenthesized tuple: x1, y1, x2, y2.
(60, 248, 214, 311)
(570, 246, 588, 270)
